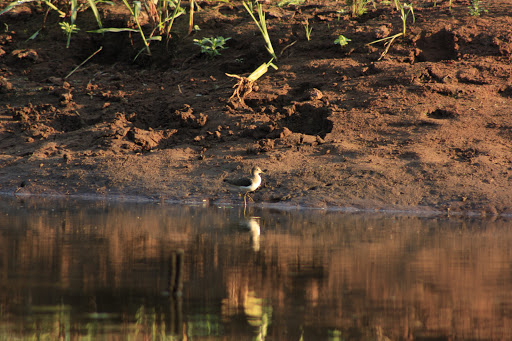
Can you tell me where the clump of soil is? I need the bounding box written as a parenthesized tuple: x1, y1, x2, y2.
(1, 0, 512, 215)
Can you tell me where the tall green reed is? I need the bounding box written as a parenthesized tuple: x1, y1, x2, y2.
(242, 1, 277, 60)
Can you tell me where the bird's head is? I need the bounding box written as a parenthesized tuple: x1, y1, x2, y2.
(252, 166, 264, 175)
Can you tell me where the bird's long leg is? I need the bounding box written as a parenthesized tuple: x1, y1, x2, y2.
(243, 193, 247, 206)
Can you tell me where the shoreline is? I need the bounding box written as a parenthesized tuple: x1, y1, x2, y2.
(3, 189, 510, 219)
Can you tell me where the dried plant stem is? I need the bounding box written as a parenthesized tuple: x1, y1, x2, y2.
(65, 46, 103, 79)
(226, 60, 277, 107)
(377, 33, 400, 60)
(188, 0, 194, 35)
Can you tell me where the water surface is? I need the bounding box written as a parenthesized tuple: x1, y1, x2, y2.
(1, 198, 511, 340)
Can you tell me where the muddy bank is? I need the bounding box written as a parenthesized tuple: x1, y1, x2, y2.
(1, 0, 512, 215)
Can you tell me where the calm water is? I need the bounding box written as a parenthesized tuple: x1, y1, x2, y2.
(1, 198, 512, 340)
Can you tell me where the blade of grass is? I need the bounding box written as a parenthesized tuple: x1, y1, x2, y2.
(368, 32, 402, 45)
(88, 27, 139, 33)
(120, 0, 151, 56)
(242, 1, 276, 60)
(165, 0, 183, 40)
(26, 28, 41, 41)
(43, 0, 66, 17)
(87, 0, 103, 29)
(65, 0, 78, 48)
(133, 35, 162, 60)
(70, 0, 78, 23)
(247, 59, 277, 82)
(0, 0, 36, 16)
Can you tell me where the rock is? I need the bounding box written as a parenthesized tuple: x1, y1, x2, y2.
(12, 49, 38, 62)
(0, 77, 13, 93)
(48, 76, 63, 85)
(172, 104, 207, 128)
(306, 88, 323, 101)
(126, 127, 162, 151)
(63, 153, 73, 163)
(300, 134, 317, 145)
(375, 25, 391, 39)
(59, 92, 73, 106)
(280, 127, 292, 138)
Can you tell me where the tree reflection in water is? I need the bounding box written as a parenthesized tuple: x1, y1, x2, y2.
(0, 197, 511, 340)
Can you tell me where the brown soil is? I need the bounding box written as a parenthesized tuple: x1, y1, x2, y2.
(1, 0, 512, 214)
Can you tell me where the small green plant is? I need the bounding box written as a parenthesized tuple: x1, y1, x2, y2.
(194, 36, 231, 57)
(468, 0, 487, 16)
(334, 35, 351, 47)
(368, 0, 414, 59)
(347, 0, 372, 17)
(303, 19, 312, 41)
(242, 1, 277, 60)
(59, 22, 79, 48)
(393, 0, 414, 36)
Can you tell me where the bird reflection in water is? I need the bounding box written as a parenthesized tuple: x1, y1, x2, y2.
(239, 216, 261, 252)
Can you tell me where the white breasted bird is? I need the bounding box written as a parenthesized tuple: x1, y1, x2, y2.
(224, 166, 264, 206)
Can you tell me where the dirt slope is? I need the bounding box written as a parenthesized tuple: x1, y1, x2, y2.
(1, 0, 512, 214)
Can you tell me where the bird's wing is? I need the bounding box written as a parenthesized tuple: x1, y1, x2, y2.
(224, 177, 252, 187)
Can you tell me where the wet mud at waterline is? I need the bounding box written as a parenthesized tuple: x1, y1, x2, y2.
(2, 0, 512, 213)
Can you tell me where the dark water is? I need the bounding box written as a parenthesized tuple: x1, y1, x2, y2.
(1, 197, 512, 340)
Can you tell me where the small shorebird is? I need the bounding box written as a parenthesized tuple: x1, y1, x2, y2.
(224, 166, 264, 206)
